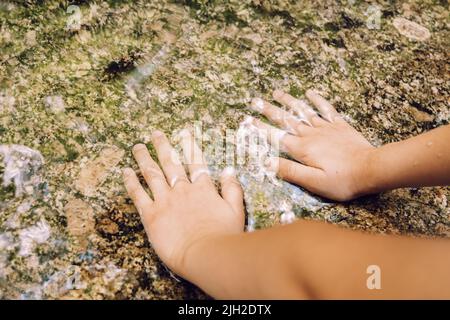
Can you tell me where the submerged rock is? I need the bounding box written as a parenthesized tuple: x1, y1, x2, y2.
(0, 145, 45, 197)
(64, 198, 95, 250)
(393, 17, 431, 41)
(44, 96, 66, 114)
(75, 146, 124, 197)
(0, 0, 448, 299)
(18, 219, 51, 257)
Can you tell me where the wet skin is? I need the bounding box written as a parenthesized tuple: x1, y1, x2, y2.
(123, 90, 450, 299)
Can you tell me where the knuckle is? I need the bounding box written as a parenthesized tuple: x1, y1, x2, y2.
(134, 147, 147, 158)
(152, 134, 165, 145)
(267, 105, 280, 117)
(143, 166, 164, 180)
(221, 174, 238, 185)
(195, 175, 212, 186)
(133, 144, 147, 155)
(197, 183, 214, 194)
(126, 183, 139, 196)
(173, 178, 190, 190)
(310, 116, 320, 124)
(334, 116, 346, 125)
(285, 162, 299, 178)
(224, 179, 242, 193)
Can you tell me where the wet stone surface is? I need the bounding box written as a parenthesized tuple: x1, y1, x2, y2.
(0, 0, 449, 299)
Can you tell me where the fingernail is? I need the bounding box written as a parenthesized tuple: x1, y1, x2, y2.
(250, 98, 264, 112)
(132, 144, 146, 153)
(191, 168, 210, 182)
(273, 89, 284, 99)
(325, 114, 334, 123)
(264, 158, 277, 171)
(152, 130, 164, 138)
(241, 115, 254, 126)
(299, 119, 313, 127)
(221, 166, 236, 177)
(272, 128, 287, 141)
(305, 89, 317, 98)
(179, 128, 190, 138)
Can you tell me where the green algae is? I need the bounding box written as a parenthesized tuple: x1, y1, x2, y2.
(0, 0, 449, 299)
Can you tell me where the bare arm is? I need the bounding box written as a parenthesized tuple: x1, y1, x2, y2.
(122, 123, 450, 299)
(184, 221, 450, 299)
(249, 89, 450, 201)
(367, 125, 450, 193)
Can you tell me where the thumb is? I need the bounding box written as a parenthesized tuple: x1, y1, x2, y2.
(265, 157, 324, 193)
(220, 167, 245, 216)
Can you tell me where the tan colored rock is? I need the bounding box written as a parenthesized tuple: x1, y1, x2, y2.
(97, 218, 120, 235)
(393, 17, 430, 41)
(64, 198, 95, 249)
(407, 105, 434, 123)
(158, 30, 177, 44)
(76, 29, 91, 44)
(25, 30, 37, 47)
(75, 146, 124, 196)
(224, 25, 239, 38)
(115, 197, 138, 214)
(149, 20, 164, 32)
(199, 29, 218, 41)
(50, 140, 68, 158)
(241, 32, 263, 46)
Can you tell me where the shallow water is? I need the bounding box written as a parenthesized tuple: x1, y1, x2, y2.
(0, 0, 449, 299)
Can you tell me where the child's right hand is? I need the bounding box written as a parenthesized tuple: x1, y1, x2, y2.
(122, 130, 245, 278)
(249, 89, 376, 201)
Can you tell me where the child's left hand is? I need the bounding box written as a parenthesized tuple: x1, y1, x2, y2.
(249, 89, 376, 201)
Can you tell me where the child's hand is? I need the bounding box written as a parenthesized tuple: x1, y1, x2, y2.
(250, 89, 376, 201)
(123, 130, 244, 277)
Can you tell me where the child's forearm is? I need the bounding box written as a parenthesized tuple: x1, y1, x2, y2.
(182, 220, 450, 299)
(364, 125, 450, 194)
(181, 223, 316, 299)
(180, 227, 307, 299)
(178, 126, 450, 298)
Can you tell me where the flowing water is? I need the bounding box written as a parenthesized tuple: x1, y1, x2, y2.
(0, 0, 449, 299)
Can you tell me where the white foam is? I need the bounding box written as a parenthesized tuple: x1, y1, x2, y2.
(251, 98, 265, 112)
(280, 211, 296, 224)
(18, 220, 51, 256)
(0, 144, 44, 197)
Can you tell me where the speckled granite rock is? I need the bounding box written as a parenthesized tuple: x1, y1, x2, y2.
(0, 0, 448, 299)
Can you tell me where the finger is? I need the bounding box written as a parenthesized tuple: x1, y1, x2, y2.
(305, 90, 340, 123)
(272, 90, 316, 125)
(151, 130, 189, 188)
(250, 116, 301, 154)
(250, 98, 300, 134)
(179, 129, 212, 185)
(310, 115, 329, 127)
(295, 123, 316, 137)
(132, 144, 169, 200)
(123, 168, 153, 221)
(265, 157, 325, 193)
(220, 167, 245, 216)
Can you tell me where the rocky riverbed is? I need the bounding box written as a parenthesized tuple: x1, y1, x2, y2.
(0, 0, 449, 299)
